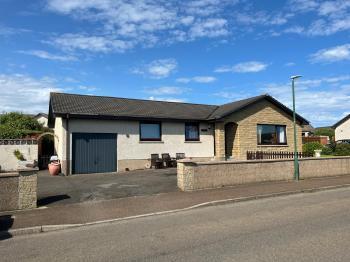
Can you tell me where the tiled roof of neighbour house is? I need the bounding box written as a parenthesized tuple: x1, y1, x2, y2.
(48, 92, 310, 126)
(302, 124, 315, 133)
(35, 113, 48, 118)
(333, 114, 350, 128)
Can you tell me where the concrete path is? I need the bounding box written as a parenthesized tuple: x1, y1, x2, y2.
(1, 187, 350, 261)
(37, 168, 177, 206)
(2, 175, 350, 237)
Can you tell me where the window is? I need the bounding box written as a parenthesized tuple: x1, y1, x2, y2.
(185, 123, 200, 141)
(140, 121, 161, 141)
(257, 124, 287, 145)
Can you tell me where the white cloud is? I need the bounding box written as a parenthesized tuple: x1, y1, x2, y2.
(176, 76, 216, 83)
(18, 50, 77, 61)
(310, 44, 350, 63)
(285, 62, 296, 67)
(0, 74, 63, 113)
(148, 96, 185, 102)
(235, 11, 289, 26)
(132, 59, 177, 79)
(215, 61, 268, 73)
(0, 74, 101, 113)
(49, 33, 133, 53)
(78, 85, 98, 92)
(189, 18, 229, 39)
(45, 0, 236, 53)
(144, 86, 188, 95)
(262, 75, 350, 126)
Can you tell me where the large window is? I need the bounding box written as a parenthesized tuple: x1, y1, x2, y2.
(140, 121, 161, 141)
(185, 123, 200, 141)
(257, 124, 287, 145)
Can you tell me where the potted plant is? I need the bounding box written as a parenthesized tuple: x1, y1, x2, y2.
(48, 155, 61, 176)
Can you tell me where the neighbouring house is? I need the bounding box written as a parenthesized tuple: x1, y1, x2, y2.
(48, 93, 309, 175)
(302, 124, 329, 145)
(302, 124, 315, 137)
(334, 114, 350, 142)
(34, 113, 48, 127)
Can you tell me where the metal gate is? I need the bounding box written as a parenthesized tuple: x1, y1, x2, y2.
(72, 133, 117, 174)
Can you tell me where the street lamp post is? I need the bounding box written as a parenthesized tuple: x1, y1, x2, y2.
(291, 75, 302, 181)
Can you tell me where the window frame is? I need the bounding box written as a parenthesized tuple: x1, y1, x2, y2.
(185, 122, 200, 142)
(139, 121, 162, 141)
(257, 124, 287, 146)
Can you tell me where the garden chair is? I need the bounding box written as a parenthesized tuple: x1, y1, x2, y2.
(150, 154, 163, 169)
(161, 153, 177, 168)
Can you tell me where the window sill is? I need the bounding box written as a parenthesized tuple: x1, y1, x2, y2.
(139, 141, 164, 144)
(257, 144, 289, 147)
(185, 141, 202, 143)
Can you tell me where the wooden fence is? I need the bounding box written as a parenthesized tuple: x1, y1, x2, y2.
(247, 151, 313, 160)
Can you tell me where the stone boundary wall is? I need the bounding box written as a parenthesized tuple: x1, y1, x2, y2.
(0, 170, 37, 211)
(177, 157, 350, 191)
(0, 139, 38, 171)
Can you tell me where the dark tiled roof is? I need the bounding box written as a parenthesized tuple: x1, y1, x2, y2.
(207, 95, 266, 119)
(302, 124, 315, 132)
(49, 93, 309, 124)
(50, 93, 217, 121)
(333, 114, 350, 128)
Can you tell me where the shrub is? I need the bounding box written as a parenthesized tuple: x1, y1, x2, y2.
(0, 112, 43, 139)
(13, 149, 25, 161)
(321, 146, 333, 155)
(303, 142, 324, 155)
(334, 144, 350, 156)
(0, 125, 26, 139)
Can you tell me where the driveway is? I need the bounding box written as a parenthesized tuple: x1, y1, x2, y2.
(37, 168, 178, 206)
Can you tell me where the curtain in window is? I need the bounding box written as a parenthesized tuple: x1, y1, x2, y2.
(257, 125, 262, 144)
(185, 124, 199, 140)
(277, 126, 286, 144)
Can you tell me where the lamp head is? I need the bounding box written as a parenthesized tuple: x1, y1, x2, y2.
(290, 75, 302, 80)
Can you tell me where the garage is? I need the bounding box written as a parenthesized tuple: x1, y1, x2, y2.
(72, 133, 117, 174)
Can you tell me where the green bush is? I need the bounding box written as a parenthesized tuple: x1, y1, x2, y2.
(334, 144, 350, 156)
(321, 146, 333, 155)
(0, 112, 43, 139)
(0, 125, 26, 139)
(13, 149, 25, 161)
(303, 142, 324, 155)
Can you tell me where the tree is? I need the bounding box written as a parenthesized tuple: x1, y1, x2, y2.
(314, 127, 335, 140)
(0, 112, 43, 139)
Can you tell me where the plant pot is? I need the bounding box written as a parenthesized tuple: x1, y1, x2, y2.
(48, 162, 61, 176)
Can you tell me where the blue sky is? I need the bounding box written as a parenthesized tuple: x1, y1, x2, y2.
(1, 0, 350, 127)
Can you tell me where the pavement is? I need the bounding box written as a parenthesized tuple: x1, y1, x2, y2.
(2, 174, 350, 239)
(37, 168, 178, 206)
(2, 187, 350, 261)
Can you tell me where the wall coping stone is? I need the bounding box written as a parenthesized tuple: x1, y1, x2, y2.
(179, 156, 350, 166)
(0, 172, 19, 178)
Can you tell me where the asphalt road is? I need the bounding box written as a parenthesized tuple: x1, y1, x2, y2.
(2, 187, 350, 261)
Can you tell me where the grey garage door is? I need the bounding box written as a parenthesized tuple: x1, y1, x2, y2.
(72, 133, 117, 174)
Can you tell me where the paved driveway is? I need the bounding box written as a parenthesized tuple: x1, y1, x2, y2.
(37, 169, 178, 206)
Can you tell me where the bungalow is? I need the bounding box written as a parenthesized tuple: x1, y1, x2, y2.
(334, 114, 350, 142)
(48, 93, 309, 175)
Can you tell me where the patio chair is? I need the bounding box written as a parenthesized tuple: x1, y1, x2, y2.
(176, 153, 186, 160)
(161, 153, 177, 168)
(150, 154, 163, 169)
